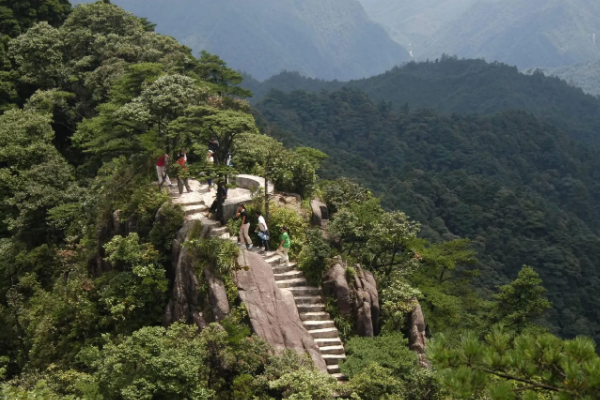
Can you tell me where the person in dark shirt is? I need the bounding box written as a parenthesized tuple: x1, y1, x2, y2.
(208, 185, 228, 218)
(236, 204, 252, 250)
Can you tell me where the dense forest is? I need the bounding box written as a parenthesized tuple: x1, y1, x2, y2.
(246, 57, 600, 145)
(254, 87, 600, 342)
(3, 1, 600, 400)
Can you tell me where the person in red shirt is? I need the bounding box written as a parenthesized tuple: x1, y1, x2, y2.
(156, 153, 172, 187)
(175, 153, 192, 194)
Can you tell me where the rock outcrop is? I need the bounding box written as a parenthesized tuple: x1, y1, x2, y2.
(407, 299, 429, 368)
(235, 250, 328, 373)
(163, 218, 229, 330)
(310, 199, 329, 229)
(323, 258, 380, 337)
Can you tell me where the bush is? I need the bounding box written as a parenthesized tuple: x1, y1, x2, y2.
(341, 333, 418, 379)
(348, 363, 405, 400)
(268, 206, 309, 258)
(297, 229, 332, 285)
(149, 202, 185, 253)
(79, 324, 214, 400)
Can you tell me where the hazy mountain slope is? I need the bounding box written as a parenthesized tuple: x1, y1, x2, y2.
(358, 0, 481, 56)
(71, 0, 409, 81)
(246, 58, 600, 145)
(548, 59, 600, 96)
(421, 0, 600, 69)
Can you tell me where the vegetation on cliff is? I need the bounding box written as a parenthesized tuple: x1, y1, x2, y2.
(1, 1, 600, 400)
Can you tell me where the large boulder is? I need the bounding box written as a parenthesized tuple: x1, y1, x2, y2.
(163, 219, 229, 330)
(323, 259, 380, 337)
(235, 250, 327, 372)
(407, 299, 429, 368)
(203, 266, 230, 322)
(310, 199, 329, 228)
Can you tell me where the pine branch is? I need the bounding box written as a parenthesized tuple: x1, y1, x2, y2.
(481, 368, 568, 394)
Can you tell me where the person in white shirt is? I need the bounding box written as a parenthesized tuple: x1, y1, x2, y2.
(254, 211, 269, 252)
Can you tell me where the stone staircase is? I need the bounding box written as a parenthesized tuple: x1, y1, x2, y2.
(221, 236, 347, 380)
(167, 179, 346, 379)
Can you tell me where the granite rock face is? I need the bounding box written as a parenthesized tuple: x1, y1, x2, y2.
(234, 250, 327, 372)
(163, 219, 230, 330)
(407, 299, 429, 368)
(310, 199, 330, 229)
(323, 258, 380, 337)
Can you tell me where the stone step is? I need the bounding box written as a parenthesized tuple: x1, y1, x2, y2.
(175, 200, 205, 207)
(288, 287, 322, 296)
(303, 320, 335, 330)
(276, 278, 307, 288)
(299, 311, 330, 321)
(182, 204, 208, 216)
(219, 233, 231, 240)
(272, 264, 295, 274)
(265, 255, 283, 266)
(315, 338, 343, 347)
(208, 226, 229, 238)
(327, 365, 341, 374)
(294, 296, 325, 305)
(319, 345, 346, 355)
(274, 270, 304, 281)
(322, 354, 346, 366)
(297, 303, 326, 313)
(308, 327, 339, 339)
(330, 373, 345, 381)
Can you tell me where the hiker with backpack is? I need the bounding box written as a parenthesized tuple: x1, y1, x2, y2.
(255, 211, 269, 252)
(276, 226, 291, 266)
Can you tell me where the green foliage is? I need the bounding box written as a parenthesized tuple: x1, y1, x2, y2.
(80, 323, 214, 400)
(380, 276, 422, 332)
(233, 132, 322, 197)
(297, 228, 332, 285)
(489, 266, 551, 332)
(269, 369, 337, 400)
(341, 333, 418, 379)
(99, 233, 168, 331)
(149, 202, 185, 252)
(347, 363, 406, 400)
(255, 84, 600, 342)
(320, 178, 375, 215)
(185, 237, 240, 276)
(428, 326, 600, 399)
(267, 205, 309, 258)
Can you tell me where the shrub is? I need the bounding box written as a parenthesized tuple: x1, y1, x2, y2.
(297, 229, 332, 285)
(149, 202, 185, 253)
(341, 333, 418, 379)
(268, 206, 309, 258)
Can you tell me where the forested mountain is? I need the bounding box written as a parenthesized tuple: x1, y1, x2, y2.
(71, 0, 409, 81)
(548, 59, 600, 96)
(246, 58, 600, 146)
(254, 88, 600, 343)
(420, 0, 600, 69)
(6, 1, 600, 399)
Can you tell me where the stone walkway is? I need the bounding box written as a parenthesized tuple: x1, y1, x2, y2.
(168, 176, 346, 380)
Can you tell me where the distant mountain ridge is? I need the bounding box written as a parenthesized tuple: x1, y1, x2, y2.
(244, 58, 600, 145)
(71, 0, 410, 81)
(547, 59, 600, 97)
(421, 0, 600, 69)
(360, 0, 600, 71)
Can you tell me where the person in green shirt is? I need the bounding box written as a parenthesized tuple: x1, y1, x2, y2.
(276, 226, 291, 266)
